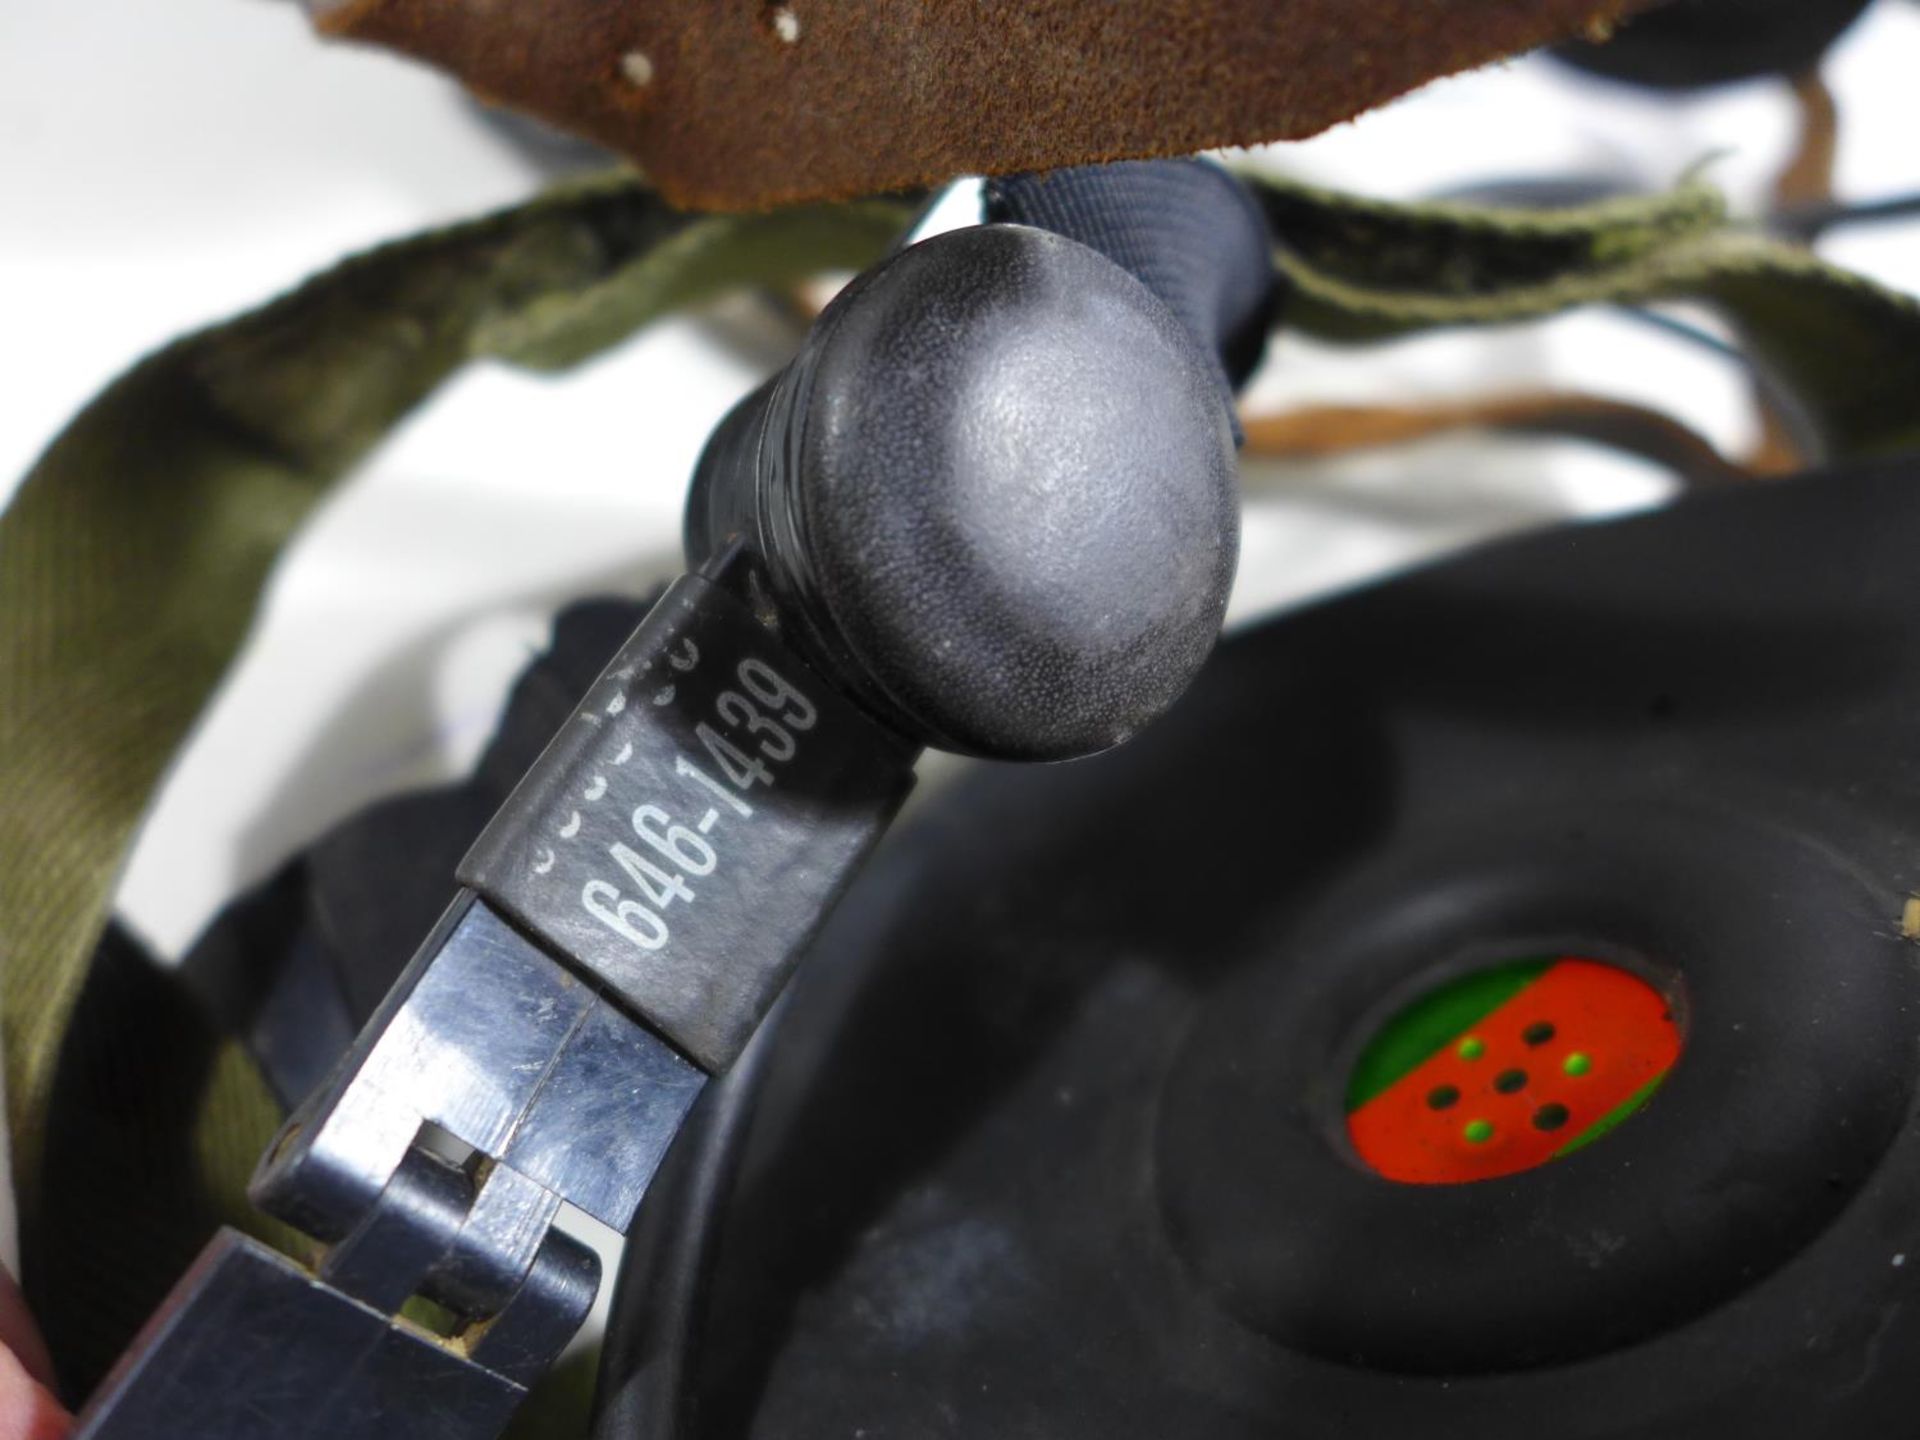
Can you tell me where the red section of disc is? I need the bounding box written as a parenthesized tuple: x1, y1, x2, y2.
(1348, 959, 1681, 1185)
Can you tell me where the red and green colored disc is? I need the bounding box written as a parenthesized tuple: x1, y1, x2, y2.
(1346, 957, 1681, 1185)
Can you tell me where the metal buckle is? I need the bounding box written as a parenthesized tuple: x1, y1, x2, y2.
(73, 573, 914, 1439)
(74, 895, 702, 1438)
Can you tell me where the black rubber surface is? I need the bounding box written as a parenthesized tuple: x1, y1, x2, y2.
(1554, 0, 1875, 89)
(985, 159, 1278, 422)
(732, 223, 1241, 761)
(599, 462, 1920, 1440)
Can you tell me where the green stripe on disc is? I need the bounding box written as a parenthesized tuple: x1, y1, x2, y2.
(1554, 1073, 1669, 1159)
(1345, 960, 1552, 1112)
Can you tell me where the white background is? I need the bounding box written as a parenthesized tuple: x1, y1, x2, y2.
(0, 1, 1913, 955)
(0, 0, 1913, 1030)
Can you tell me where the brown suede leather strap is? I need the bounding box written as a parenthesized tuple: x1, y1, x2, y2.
(313, 0, 1657, 210)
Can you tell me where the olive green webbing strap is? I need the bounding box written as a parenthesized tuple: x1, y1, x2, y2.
(3, 170, 1918, 1404)
(0, 173, 915, 1375)
(1247, 174, 1920, 458)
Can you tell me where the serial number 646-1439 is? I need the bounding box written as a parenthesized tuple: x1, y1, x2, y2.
(582, 657, 817, 954)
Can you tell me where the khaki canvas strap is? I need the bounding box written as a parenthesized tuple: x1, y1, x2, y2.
(0, 172, 915, 1244)
(1250, 174, 1920, 459)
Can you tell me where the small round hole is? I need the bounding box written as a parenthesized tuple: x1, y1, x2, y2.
(1493, 1068, 1527, 1094)
(1427, 1084, 1460, 1111)
(1533, 1103, 1571, 1132)
(1522, 1021, 1556, 1046)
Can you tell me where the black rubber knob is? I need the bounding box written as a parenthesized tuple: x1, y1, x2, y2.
(985, 159, 1277, 423)
(688, 223, 1238, 761)
(1554, 0, 1873, 89)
